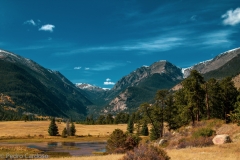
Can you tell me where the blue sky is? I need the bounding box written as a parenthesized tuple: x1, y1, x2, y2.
(1, 0, 240, 88)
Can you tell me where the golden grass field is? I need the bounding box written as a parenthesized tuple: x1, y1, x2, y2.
(0, 121, 240, 160)
(0, 121, 127, 141)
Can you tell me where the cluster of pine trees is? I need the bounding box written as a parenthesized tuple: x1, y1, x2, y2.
(78, 112, 130, 125)
(133, 70, 239, 140)
(48, 118, 76, 137)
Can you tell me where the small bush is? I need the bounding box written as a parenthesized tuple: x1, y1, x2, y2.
(177, 137, 213, 149)
(106, 129, 127, 154)
(106, 129, 140, 154)
(206, 119, 224, 129)
(192, 127, 215, 138)
(122, 143, 170, 160)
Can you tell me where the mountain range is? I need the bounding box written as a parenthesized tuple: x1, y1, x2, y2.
(78, 47, 240, 115)
(1, 47, 240, 119)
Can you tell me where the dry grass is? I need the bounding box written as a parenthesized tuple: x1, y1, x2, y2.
(0, 121, 127, 138)
(0, 146, 40, 155)
(37, 154, 124, 160)
(167, 140, 240, 160)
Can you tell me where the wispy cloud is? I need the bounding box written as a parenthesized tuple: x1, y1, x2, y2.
(85, 67, 90, 70)
(104, 78, 115, 85)
(39, 24, 55, 32)
(54, 35, 184, 56)
(74, 66, 81, 70)
(199, 30, 234, 47)
(24, 19, 36, 26)
(91, 62, 126, 71)
(222, 8, 240, 26)
(122, 37, 183, 51)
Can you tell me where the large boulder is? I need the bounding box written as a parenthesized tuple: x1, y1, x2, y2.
(212, 134, 232, 145)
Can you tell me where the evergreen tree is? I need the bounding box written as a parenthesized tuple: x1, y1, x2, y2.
(231, 94, 240, 125)
(155, 89, 168, 137)
(149, 124, 160, 140)
(61, 128, 67, 138)
(219, 77, 238, 123)
(141, 122, 149, 136)
(173, 84, 192, 127)
(127, 117, 134, 134)
(48, 117, 59, 136)
(105, 114, 114, 124)
(182, 70, 205, 125)
(205, 78, 222, 119)
(96, 115, 106, 124)
(22, 115, 29, 122)
(139, 103, 162, 140)
(165, 94, 180, 130)
(70, 122, 76, 136)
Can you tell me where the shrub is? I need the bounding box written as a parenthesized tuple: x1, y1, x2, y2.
(122, 143, 170, 160)
(177, 137, 213, 149)
(106, 129, 127, 153)
(192, 127, 215, 138)
(125, 134, 141, 151)
(106, 129, 140, 154)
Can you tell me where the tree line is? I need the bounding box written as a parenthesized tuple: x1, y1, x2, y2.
(133, 70, 240, 140)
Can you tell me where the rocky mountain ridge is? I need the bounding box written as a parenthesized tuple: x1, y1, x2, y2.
(183, 47, 240, 78)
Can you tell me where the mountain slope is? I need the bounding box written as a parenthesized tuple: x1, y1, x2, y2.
(102, 61, 183, 113)
(183, 47, 240, 78)
(0, 49, 92, 120)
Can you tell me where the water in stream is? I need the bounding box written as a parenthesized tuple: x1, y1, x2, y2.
(0, 142, 107, 156)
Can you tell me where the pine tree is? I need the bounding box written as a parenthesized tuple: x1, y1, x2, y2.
(155, 89, 168, 137)
(70, 122, 76, 136)
(141, 122, 149, 136)
(61, 128, 67, 138)
(48, 117, 59, 136)
(150, 125, 160, 140)
(182, 70, 205, 125)
(219, 77, 238, 123)
(127, 117, 134, 134)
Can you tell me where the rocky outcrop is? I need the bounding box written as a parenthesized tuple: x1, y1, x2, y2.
(108, 89, 128, 112)
(212, 134, 232, 145)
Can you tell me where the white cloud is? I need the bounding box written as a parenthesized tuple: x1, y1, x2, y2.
(24, 19, 36, 26)
(222, 8, 240, 26)
(74, 66, 81, 70)
(85, 67, 90, 70)
(39, 24, 55, 32)
(104, 78, 115, 85)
